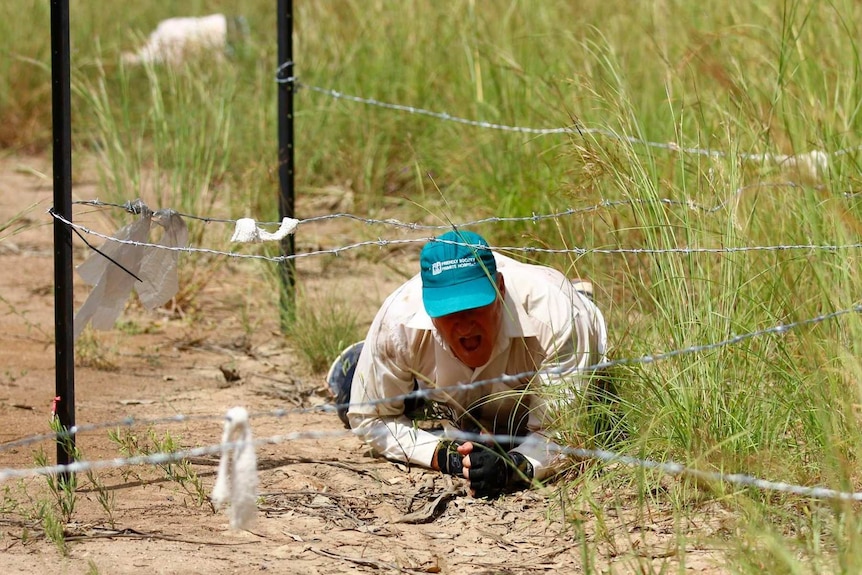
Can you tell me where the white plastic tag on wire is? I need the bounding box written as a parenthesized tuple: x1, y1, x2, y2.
(230, 216, 299, 243)
(74, 199, 189, 339)
(212, 407, 258, 530)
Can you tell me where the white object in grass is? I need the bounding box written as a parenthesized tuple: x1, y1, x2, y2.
(122, 14, 228, 66)
(748, 149, 829, 180)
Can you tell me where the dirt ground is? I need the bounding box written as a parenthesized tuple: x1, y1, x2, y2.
(0, 155, 728, 574)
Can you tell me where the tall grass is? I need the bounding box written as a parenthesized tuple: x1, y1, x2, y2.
(3, 0, 862, 571)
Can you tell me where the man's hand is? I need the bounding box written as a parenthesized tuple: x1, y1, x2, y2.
(434, 440, 465, 476)
(460, 442, 534, 498)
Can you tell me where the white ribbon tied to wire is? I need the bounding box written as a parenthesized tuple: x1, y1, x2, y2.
(212, 407, 258, 530)
(230, 217, 298, 243)
(74, 200, 189, 340)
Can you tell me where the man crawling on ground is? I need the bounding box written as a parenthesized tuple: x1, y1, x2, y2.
(328, 230, 608, 497)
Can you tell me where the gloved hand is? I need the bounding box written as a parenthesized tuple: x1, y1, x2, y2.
(435, 440, 465, 476)
(465, 445, 534, 498)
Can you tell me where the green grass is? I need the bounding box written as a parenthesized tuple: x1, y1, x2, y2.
(3, 0, 862, 571)
(287, 293, 364, 374)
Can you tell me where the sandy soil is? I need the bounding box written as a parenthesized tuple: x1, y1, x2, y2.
(0, 155, 727, 574)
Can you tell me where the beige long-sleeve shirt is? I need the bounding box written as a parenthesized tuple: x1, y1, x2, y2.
(347, 253, 607, 480)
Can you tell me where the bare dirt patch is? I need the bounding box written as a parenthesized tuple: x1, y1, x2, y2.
(0, 155, 727, 574)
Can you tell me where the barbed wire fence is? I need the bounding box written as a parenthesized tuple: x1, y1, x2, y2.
(48, 207, 862, 262)
(13, 198, 862, 525)
(6, 75, 862, 529)
(278, 68, 862, 174)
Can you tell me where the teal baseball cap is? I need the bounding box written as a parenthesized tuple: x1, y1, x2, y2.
(420, 230, 498, 318)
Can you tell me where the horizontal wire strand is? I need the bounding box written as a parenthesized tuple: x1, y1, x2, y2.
(50, 210, 862, 260)
(276, 74, 862, 161)
(4, 424, 862, 502)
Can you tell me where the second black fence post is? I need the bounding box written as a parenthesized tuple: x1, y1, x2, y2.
(277, 0, 296, 330)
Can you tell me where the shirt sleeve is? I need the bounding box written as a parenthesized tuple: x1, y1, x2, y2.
(346, 309, 441, 468)
(510, 431, 570, 481)
(348, 413, 441, 468)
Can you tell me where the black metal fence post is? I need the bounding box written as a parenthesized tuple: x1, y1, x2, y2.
(50, 0, 76, 477)
(277, 0, 296, 330)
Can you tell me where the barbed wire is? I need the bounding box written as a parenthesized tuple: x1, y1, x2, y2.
(0, 428, 346, 482)
(75, 181, 861, 229)
(3, 421, 862, 503)
(73, 199, 236, 225)
(5, 300, 860, 456)
(0, 413, 224, 453)
(274, 68, 862, 161)
(49, 210, 862, 261)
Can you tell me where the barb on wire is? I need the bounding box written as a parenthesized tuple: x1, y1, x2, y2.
(563, 444, 862, 502)
(1, 414, 195, 453)
(0, 407, 307, 455)
(435, 430, 862, 502)
(317, 300, 862, 416)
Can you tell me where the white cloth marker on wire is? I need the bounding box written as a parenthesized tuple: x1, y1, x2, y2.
(230, 217, 299, 243)
(212, 407, 258, 530)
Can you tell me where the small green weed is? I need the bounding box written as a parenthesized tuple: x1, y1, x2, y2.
(108, 427, 213, 511)
(20, 418, 119, 553)
(75, 330, 118, 371)
(1, 483, 20, 514)
(32, 451, 76, 525)
(0, 293, 49, 342)
(85, 468, 116, 529)
(24, 418, 79, 556)
(36, 501, 67, 556)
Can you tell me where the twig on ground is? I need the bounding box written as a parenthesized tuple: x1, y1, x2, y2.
(63, 527, 260, 546)
(309, 547, 429, 573)
(281, 456, 393, 484)
(393, 487, 461, 524)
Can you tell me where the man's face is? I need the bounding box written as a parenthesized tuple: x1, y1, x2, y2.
(432, 275, 505, 369)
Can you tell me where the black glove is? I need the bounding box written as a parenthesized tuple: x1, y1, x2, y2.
(435, 440, 464, 476)
(466, 445, 534, 498)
